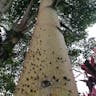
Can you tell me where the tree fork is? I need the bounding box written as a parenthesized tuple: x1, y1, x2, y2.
(14, 0, 78, 96)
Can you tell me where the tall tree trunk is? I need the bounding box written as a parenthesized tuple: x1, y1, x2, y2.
(14, 0, 78, 96)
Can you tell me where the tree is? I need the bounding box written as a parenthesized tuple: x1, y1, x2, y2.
(57, 0, 96, 39)
(56, 0, 96, 56)
(0, 0, 96, 95)
(14, 0, 78, 95)
(0, 0, 40, 61)
(0, 0, 12, 14)
(0, 0, 40, 94)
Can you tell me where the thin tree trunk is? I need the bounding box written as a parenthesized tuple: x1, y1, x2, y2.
(14, 0, 78, 96)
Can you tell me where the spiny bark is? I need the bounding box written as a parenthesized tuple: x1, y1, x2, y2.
(14, 0, 78, 96)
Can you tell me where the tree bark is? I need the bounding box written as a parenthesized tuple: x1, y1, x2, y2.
(12, 0, 34, 32)
(0, 0, 12, 14)
(14, 0, 78, 96)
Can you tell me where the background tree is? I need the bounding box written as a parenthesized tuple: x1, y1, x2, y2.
(0, 0, 40, 95)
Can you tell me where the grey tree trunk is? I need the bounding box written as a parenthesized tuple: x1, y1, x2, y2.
(14, 0, 78, 96)
(0, 0, 12, 14)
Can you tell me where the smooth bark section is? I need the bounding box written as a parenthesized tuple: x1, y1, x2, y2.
(14, 0, 78, 96)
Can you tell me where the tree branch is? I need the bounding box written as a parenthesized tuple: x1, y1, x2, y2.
(13, 0, 33, 32)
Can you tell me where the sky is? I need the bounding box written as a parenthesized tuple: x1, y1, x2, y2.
(86, 23, 96, 38)
(73, 69, 89, 95)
